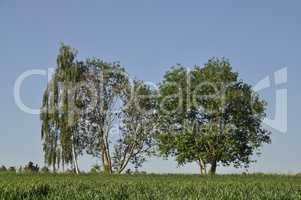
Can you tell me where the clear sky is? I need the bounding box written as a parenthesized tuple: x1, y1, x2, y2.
(0, 0, 300, 174)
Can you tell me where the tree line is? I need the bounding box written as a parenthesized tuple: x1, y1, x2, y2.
(40, 44, 271, 175)
(0, 162, 43, 173)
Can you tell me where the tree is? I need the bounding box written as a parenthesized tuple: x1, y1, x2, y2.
(112, 80, 156, 174)
(156, 58, 271, 175)
(79, 61, 156, 173)
(41, 44, 87, 173)
(75, 58, 129, 174)
(41, 45, 156, 175)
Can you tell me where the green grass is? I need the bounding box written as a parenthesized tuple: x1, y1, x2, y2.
(0, 173, 301, 199)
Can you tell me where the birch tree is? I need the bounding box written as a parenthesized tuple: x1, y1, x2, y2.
(41, 44, 86, 173)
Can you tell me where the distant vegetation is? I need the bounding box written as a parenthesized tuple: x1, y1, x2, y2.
(39, 44, 271, 175)
(0, 162, 41, 173)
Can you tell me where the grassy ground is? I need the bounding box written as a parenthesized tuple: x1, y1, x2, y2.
(0, 173, 300, 199)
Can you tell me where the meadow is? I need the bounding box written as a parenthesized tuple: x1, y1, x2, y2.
(0, 173, 300, 200)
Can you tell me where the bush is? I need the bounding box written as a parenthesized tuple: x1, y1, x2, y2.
(0, 165, 7, 172)
(41, 166, 50, 173)
(24, 161, 39, 173)
(89, 164, 101, 174)
(8, 167, 16, 172)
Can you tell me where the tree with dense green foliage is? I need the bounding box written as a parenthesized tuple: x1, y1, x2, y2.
(156, 58, 271, 175)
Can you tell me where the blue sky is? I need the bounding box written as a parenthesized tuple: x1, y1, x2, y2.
(0, 0, 300, 174)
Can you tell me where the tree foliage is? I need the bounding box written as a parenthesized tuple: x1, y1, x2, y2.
(41, 44, 86, 173)
(41, 45, 271, 175)
(156, 58, 271, 174)
(112, 80, 156, 173)
(41, 44, 156, 174)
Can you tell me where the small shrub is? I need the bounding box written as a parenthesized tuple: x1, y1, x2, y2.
(90, 164, 101, 174)
(8, 166, 16, 172)
(0, 165, 7, 172)
(24, 161, 39, 173)
(41, 166, 50, 173)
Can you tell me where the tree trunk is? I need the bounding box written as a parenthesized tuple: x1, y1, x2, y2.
(62, 161, 65, 172)
(71, 136, 80, 174)
(52, 163, 56, 173)
(100, 127, 112, 174)
(101, 150, 112, 174)
(210, 160, 217, 175)
(198, 159, 206, 175)
(74, 159, 79, 174)
(72, 149, 80, 174)
(199, 165, 204, 175)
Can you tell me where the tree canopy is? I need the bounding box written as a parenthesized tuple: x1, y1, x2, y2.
(156, 58, 271, 174)
(41, 45, 271, 175)
(41, 44, 156, 174)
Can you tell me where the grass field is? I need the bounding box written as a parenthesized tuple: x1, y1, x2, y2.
(0, 173, 300, 200)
